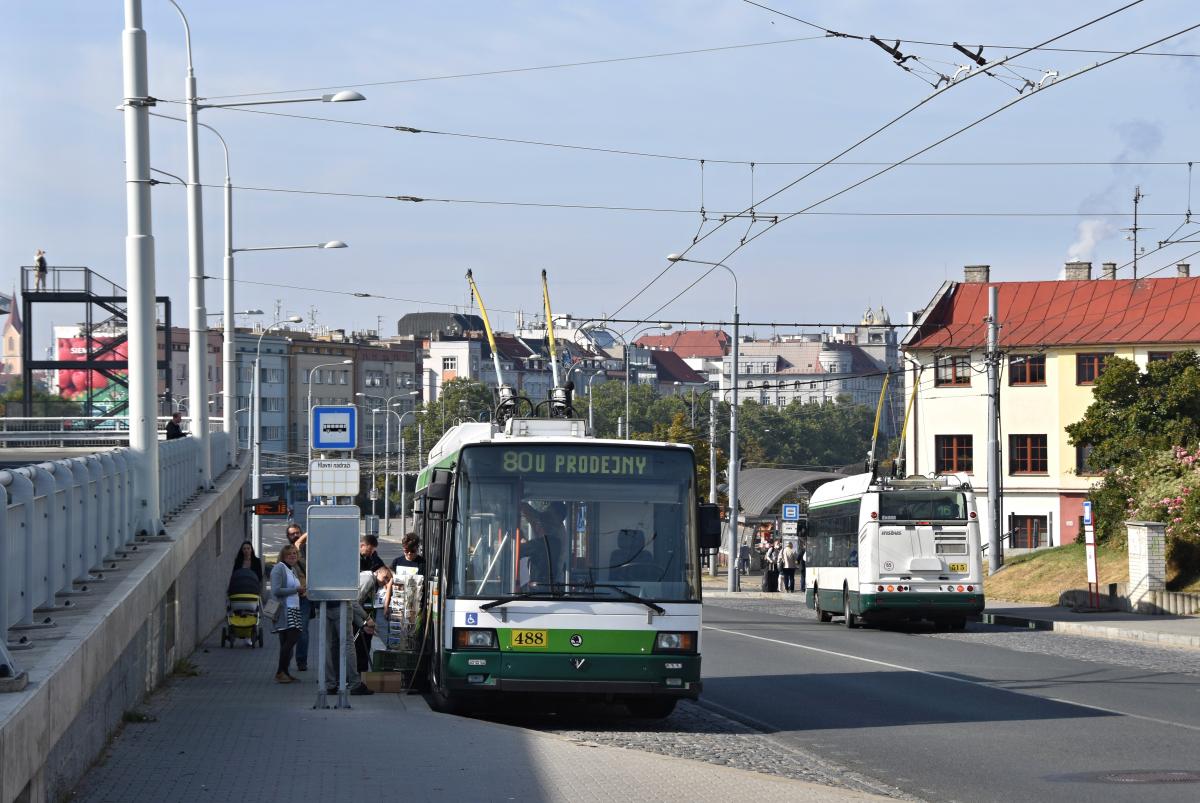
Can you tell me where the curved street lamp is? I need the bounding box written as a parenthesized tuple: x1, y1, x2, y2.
(668, 253, 740, 592)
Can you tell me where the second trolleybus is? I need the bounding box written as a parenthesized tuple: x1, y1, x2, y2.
(805, 472, 984, 629)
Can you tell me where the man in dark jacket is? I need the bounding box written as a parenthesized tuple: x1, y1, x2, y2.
(165, 412, 186, 440)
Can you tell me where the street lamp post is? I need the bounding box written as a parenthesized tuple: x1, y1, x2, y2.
(586, 369, 604, 431)
(390, 406, 418, 534)
(251, 316, 303, 556)
(668, 254, 739, 592)
(306, 359, 354, 477)
(357, 392, 417, 534)
(160, 0, 365, 476)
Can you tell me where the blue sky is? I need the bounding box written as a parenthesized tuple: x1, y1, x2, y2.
(3, 1, 1199, 350)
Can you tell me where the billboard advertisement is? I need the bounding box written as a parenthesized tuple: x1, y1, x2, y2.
(55, 329, 128, 413)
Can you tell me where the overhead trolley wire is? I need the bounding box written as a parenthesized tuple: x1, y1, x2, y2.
(610, 1, 1151, 330)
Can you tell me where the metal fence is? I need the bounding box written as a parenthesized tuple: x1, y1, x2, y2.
(0, 417, 227, 449)
(1, 431, 232, 681)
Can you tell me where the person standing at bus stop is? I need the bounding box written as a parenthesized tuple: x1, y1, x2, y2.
(285, 524, 311, 671)
(779, 541, 797, 593)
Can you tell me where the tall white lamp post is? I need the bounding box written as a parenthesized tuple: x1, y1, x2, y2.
(668, 254, 740, 592)
(251, 316, 303, 556)
(162, 0, 365, 480)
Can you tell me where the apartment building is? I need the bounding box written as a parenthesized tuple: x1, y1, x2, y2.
(903, 261, 1199, 552)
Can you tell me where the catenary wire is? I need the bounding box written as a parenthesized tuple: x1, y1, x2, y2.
(634, 17, 1199, 328)
(607, 1, 1151, 328)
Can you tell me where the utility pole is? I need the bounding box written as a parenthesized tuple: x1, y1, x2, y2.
(986, 286, 1003, 574)
(709, 391, 718, 577)
(1123, 185, 1146, 279)
(122, 0, 164, 538)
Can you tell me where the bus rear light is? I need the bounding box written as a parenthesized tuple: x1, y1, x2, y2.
(967, 585, 974, 592)
(877, 585, 884, 592)
(870, 511, 877, 519)
(886, 585, 895, 592)
(956, 585, 965, 592)
(969, 511, 977, 519)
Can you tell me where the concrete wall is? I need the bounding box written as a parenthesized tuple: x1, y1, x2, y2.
(0, 463, 248, 803)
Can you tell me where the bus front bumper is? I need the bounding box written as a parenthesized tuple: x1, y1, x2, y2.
(444, 652, 701, 698)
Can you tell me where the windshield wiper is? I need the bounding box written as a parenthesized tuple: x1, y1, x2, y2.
(478, 589, 559, 611)
(585, 583, 666, 615)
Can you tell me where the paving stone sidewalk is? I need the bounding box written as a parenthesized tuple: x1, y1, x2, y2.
(69, 621, 890, 802)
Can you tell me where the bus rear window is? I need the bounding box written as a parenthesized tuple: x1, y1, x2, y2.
(879, 492, 966, 521)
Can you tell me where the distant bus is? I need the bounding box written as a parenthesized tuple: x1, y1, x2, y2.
(806, 473, 983, 630)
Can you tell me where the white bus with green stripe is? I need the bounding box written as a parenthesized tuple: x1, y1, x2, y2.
(414, 418, 722, 718)
(805, 472, 984, 630)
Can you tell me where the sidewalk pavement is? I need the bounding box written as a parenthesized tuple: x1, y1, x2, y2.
(69, 623, 890, 803)
(700, 572, 1200, 651)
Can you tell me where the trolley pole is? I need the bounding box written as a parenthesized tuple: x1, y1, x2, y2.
(986, 285, 1003, 574)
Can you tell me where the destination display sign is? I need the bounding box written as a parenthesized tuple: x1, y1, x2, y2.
(465, 445, 690, 480)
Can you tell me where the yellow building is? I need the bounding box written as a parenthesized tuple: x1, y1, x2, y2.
(903, 261, 1199, 552)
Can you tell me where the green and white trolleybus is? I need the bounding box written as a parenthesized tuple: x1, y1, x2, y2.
(413, 417, 722, 717)
(805, 472, 984, 629)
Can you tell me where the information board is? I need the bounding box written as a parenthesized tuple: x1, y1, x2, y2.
(309, 459, 360, 497)
(305, 505, 360, 601)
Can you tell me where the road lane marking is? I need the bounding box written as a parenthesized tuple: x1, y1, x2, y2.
(704, 624, 1200, 733)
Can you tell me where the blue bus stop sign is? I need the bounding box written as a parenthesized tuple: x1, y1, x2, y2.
(311, 405, 357, 450)
(781, 503, 801, 521)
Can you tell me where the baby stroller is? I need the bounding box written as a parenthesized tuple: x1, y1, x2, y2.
(222, 568, 264, 648)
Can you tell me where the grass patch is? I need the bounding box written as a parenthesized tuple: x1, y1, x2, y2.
(984, 543, 1128, 604)
(121, 710, 156, 724)
(171, 658, 200, 677)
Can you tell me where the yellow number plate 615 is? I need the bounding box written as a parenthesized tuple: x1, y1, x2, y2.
(509, 629, 548, 649)
(948, 562, 968, 573)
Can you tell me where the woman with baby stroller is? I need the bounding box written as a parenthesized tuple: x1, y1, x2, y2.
(223, 543, 265, 648)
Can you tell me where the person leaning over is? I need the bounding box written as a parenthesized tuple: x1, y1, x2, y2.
(269, 544, 306, 684)
(359, 534, 385, 572)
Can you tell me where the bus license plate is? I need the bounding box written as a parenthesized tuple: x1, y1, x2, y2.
(948, 562, 967, 573)
(509, 629, 548, 649)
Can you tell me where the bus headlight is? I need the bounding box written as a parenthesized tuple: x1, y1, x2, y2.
(654, 632, 697, 653)
(454, 628, 498, 649)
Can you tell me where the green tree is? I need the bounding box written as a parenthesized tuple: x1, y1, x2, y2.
(0, 386, 83, 417)
(1067, 351, 1200, 471)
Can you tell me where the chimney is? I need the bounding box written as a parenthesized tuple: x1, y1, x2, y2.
(1100, 262, 1117, 280)
(963, 265, 990, 283)
(1064, 261, 1092, 281)
(1178, 262, 1191, 278)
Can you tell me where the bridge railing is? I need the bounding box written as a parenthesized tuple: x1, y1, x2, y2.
(0, 417, 228, 448)
(1, 437, 232, 681)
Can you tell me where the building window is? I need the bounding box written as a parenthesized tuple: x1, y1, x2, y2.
(1148, 351, 1174, 363)
(1010, 515, 1048, 549)
(935, 434, 973, 473)
(1009, 434, 1048, 474)
(1075, 444, 1098, 475)
(935, 355, 972, 386)
(261, 397, 283, 413)
(1008, 354, 1045, 385)
(443, 356, 458, 372)
(1076, 352, 1112, 385)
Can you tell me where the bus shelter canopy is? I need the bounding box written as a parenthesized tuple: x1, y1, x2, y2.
(737, 468, 847, 520)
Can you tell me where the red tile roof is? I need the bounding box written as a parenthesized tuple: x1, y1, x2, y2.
(649, 350, 707, 384)
(635, 329, 729, 358)
(907, 278, 1200, 349)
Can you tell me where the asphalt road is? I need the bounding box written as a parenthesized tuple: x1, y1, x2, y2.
(700, 602, 1200, 803)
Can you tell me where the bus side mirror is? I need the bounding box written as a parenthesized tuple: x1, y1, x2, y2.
(427, 468, 452, 514)
(697, 503, 722, 550)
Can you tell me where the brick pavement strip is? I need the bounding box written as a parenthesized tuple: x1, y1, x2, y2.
(70, 620, 891, 803)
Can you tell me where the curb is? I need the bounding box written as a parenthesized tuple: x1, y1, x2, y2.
(982, 613, 1200, 651)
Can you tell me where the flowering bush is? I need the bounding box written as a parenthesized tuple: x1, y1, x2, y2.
(1097, 446, 1200, 577)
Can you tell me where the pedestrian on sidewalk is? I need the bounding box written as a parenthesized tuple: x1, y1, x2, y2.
(269, 544, 305, 684)
(354, 565, 392, 673)
(285, 524, 311, 671)
(738, 541, 750, 576)
(34, 249, 47, 290)
(779, 542, 797, 593)
(326, 590, 374, 696)
(798, 542, 807, 593)
(762, 540, 781, 592)
(359, 534, 385, 572)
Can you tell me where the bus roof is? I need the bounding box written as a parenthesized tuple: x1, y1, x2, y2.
(809, 472, 973, 509)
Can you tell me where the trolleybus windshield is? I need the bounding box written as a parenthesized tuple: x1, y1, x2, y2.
(879, 491, 967, 522)
(453, 445, 698, 602)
